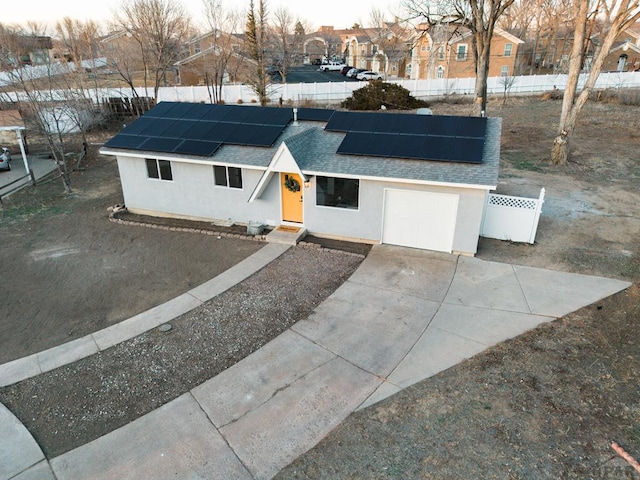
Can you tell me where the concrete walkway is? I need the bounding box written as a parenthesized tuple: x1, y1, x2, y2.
(1, 245, 631, 480)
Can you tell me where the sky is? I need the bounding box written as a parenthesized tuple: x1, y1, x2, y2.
(3, 0, 404, 32)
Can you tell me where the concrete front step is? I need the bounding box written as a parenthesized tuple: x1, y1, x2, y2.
(266, 225, 307, 245)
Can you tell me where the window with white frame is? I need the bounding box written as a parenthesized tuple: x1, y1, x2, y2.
(500, 65, 509, 77)
(437, 45, 445, 60)
(214, 165, 243, 189)
(436, 65, 444, 79)
(146, 159, 173, 181)
(316, 176, 359, 210)
(456, 44, 467, 61)
(504, 43, 512, 57)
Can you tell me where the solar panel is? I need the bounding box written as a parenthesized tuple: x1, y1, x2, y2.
(297, 108, 334, 122)
(139, 137, 182, 153)
(421, 136, 455, 161)
(350, 112, 382, 132)
(450, 137, 485, 163)
(104, 134, 145, 150)
(138, 118, 175, 137)
(219, 106, 252, 123)
(158, 102, 193, 119)
(390, 135, 426, 159)
(146, 102, 178, 118)
(455, 116, 487, 138)
(400, 115, 432, 135)
(183, 121, 218, 140)
(374, 114, 408, 134)
(163, 119, 197, 138)
(225, 124, 258, 144)
(180, 103, 212, 120)
(119, 116, 156, 135)
(175, 140, 222, 156)
(429, 116, 458, 136)
(267, 108, 294, 126)
(325, 111, 355, 132)
(249, 125, 285, 146)
(208, 122, 239, 143)
(336, 132, 374, 156)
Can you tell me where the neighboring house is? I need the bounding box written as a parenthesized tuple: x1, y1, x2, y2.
(600, 23, 640, 72)
(410, 25, 524, 80)
(0, 34, 53, 68)
(101, 103, 501, 256)
(174, 30, 252, 86)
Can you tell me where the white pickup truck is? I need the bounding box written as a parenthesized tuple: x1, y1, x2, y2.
(319, 61, 346, 72)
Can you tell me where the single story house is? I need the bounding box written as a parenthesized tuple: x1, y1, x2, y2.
(100, 103, 501, 255)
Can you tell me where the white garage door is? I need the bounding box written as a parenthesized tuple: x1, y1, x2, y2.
(382, 189, 459, 252)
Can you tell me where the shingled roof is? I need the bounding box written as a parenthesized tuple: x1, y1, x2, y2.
(100, 104, 501, 189)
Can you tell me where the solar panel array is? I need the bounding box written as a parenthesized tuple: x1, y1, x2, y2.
(295, 107, 335, 122)
(104, 102, 294, 157)
(326, 111, 487, 164)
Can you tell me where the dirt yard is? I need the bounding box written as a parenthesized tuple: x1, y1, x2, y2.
(0, 95, 638, 476)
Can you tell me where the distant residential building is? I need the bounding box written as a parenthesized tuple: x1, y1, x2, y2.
(0, 34, 53, 69)
(410, 25, 524, 80)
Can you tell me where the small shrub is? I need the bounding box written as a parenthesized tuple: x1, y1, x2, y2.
(341, 82, 429, 111)
(237, 99, 243, 104)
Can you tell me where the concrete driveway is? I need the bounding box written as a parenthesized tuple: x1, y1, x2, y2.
(1, 245, 630, 480)
(0, 153, 57, 199)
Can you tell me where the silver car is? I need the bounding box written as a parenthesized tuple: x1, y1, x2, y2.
(0, 147, 10, 171)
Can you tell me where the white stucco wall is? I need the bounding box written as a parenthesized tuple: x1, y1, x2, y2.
(116, 155, 488, 255)
(116, 156, 280, 224)
(303, 178, 487, 254)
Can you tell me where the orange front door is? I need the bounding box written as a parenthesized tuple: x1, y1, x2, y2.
(281, 173, 303, 223)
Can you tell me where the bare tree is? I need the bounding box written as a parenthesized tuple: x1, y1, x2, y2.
(405, 0, 516, 115)
(246, 0, 269, 105)
(115, 0, 192, 101)
(550, 0, 640, 164)
(0, 24, 85, 193)
(270, 6, 294, 82)
(199, 0, 245, 103)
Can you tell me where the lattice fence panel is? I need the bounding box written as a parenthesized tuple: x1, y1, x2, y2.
(488, 194, 537, 210)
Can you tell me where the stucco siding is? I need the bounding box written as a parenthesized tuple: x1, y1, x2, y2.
(303, 177, 488, 254)
(116, 156, 280, 224)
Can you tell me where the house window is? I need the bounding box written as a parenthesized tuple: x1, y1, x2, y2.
(316, 176, 359, 210)
(194, 42, 201, 54)
(436, 66, 444, 79)
(437, 45, 445, 60)
(456, 44, 467, 61)
(214, 165, 243, 189)
(504, 43, 512, 57)
(372, 45, 378, 54)
(421, 45, 426, 51)
(146, 159, 173, 181)
(501, 65, 509, 77)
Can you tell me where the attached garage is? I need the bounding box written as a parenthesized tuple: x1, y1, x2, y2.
(382, 189, 459, 253)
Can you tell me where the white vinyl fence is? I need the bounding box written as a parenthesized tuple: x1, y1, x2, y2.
(154, 71, 640, 105)
(2, 71, 640, 106)
(480, 188, 545, 244)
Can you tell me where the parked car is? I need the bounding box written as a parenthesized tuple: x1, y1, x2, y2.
(0, 147, 10, 171)
(311, 58, 322, 65)
(346, 68, 365, 78)
(357, 71, 383, 81)
(340, 65, 354, 75)
(319, 61, 346, 71)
